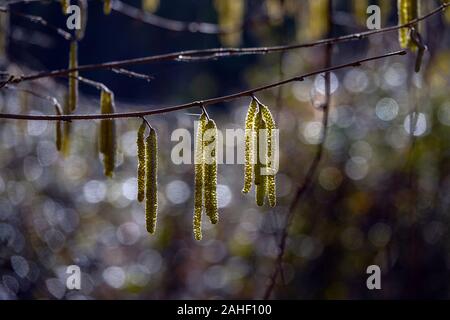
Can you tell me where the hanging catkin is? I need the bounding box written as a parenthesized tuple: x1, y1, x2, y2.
(260, 104, 277, 207)
(193, 113, 207, 240)
(145, 128, 158, 234)
(136, 120, 147, 202)
(204, 119, 218, 225)
(143, 0, 160, 12)
(68, 40, 78, 112)
(99, 89, 116, 177)
(54, 104, 63, 151)
(61, 93, 72, 156)
(352, 0, 368, 25)
(254, 110, 266, 206)
(243, 98, 258, 194)
(103, 0, 112, 15)
(61, 0, 70, 14)
(398, 0, 420, 51)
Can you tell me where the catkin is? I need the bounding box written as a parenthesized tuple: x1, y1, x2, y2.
(99, 89, 116, 177)
(61, 93, 72, 157)
(55, 104, 62, 151)
(243, 98, 258, 194)
(213, 0, 244, 46)
(145, 128, 158, 234)
(143, 0, 160, 12)
(398, 0, 420, 51)
(61, 0, 70, 14)
(204, 119, 218, 224)
(104, 0, 112, 15)
(68, 40, 78, 112)
(254, 110, 266, 206)
(260, 104, 277, 207)
(137, 120, 147, 202)
(352, 0, 368, 25)
(193, 113, 207, 240)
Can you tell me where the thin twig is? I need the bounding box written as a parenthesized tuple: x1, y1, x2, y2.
(0, 50, 406, 121)
(263, 0, 334, 300)
(111, 68, 153, 82)
(4, 84, 62, 112)
(0, 7, 73, 41)
(5, 3, 447, 85)
(111, 0, 229, 35)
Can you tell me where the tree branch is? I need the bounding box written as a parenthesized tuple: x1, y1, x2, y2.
(264, 0, 334, 300)
(5, 2, 447, 85)
(0, 7, 73, 41)
(111, 0, 228, 35)
(0, 50, 406, 121)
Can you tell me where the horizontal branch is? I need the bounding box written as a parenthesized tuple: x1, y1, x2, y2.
(0, 50, 406, 121)
(111, 0, 228, 35)
(7, 2, 448, 85)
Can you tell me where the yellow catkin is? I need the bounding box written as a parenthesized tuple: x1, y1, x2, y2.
(145, 128, 158, 234)
(143, 0, 160, 12)
(68, 40, 78, 112)
(213, 0, 244, 46)
(136, 120, 147, 202)
(104, 0, 112, 15)
(398, 0, 419, 51)
(352, 0, 368, 25)
(243, 98, 258, 194)
(61, 0, 70, 14)
(298, 0, 328, 41)
(260, 104, 277, 207)
(204, 119, 218, 225)
(254, 111, 266, 207)
(54, 104, 62, 151)
(193, 113, 207, 240)
(99, 90, 116, 177)
(61, 93, 72, 157)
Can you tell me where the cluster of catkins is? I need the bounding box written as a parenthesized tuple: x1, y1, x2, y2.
(243, 98, 277, 208)
(132, 98, 277, 240)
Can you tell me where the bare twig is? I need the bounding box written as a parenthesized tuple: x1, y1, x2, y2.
(111, 68, 153, 82)
(4, 84, 62, 112)
(0, 7, 73, 40)
(4, 3, 447, 86)
(263, 0, 334, 300)
(111, 0, 229, 35)
(0, 50, 406, 121)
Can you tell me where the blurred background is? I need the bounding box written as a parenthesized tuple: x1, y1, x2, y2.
(0, 0, 450, 299)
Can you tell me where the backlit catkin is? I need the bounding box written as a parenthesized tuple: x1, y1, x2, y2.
(145, 128, 158, 234)
(143, 0, 160, 12)
(243, 98, 258, 194)
(61, 93, 72, 157)
(260, 104, 277, 207)
(204, 119, 218, 225)
(61, 0, 70, 14)
(193, 113, 207, 240)
(104, 0, 112, 15)
(398, 0, 420, 50)
(68, 40, 78, 112)
(55, 104, 62, 152)
(99, 89, 116, 177)
(254, 110, 266, 207)
(137, 120, 147, 202)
